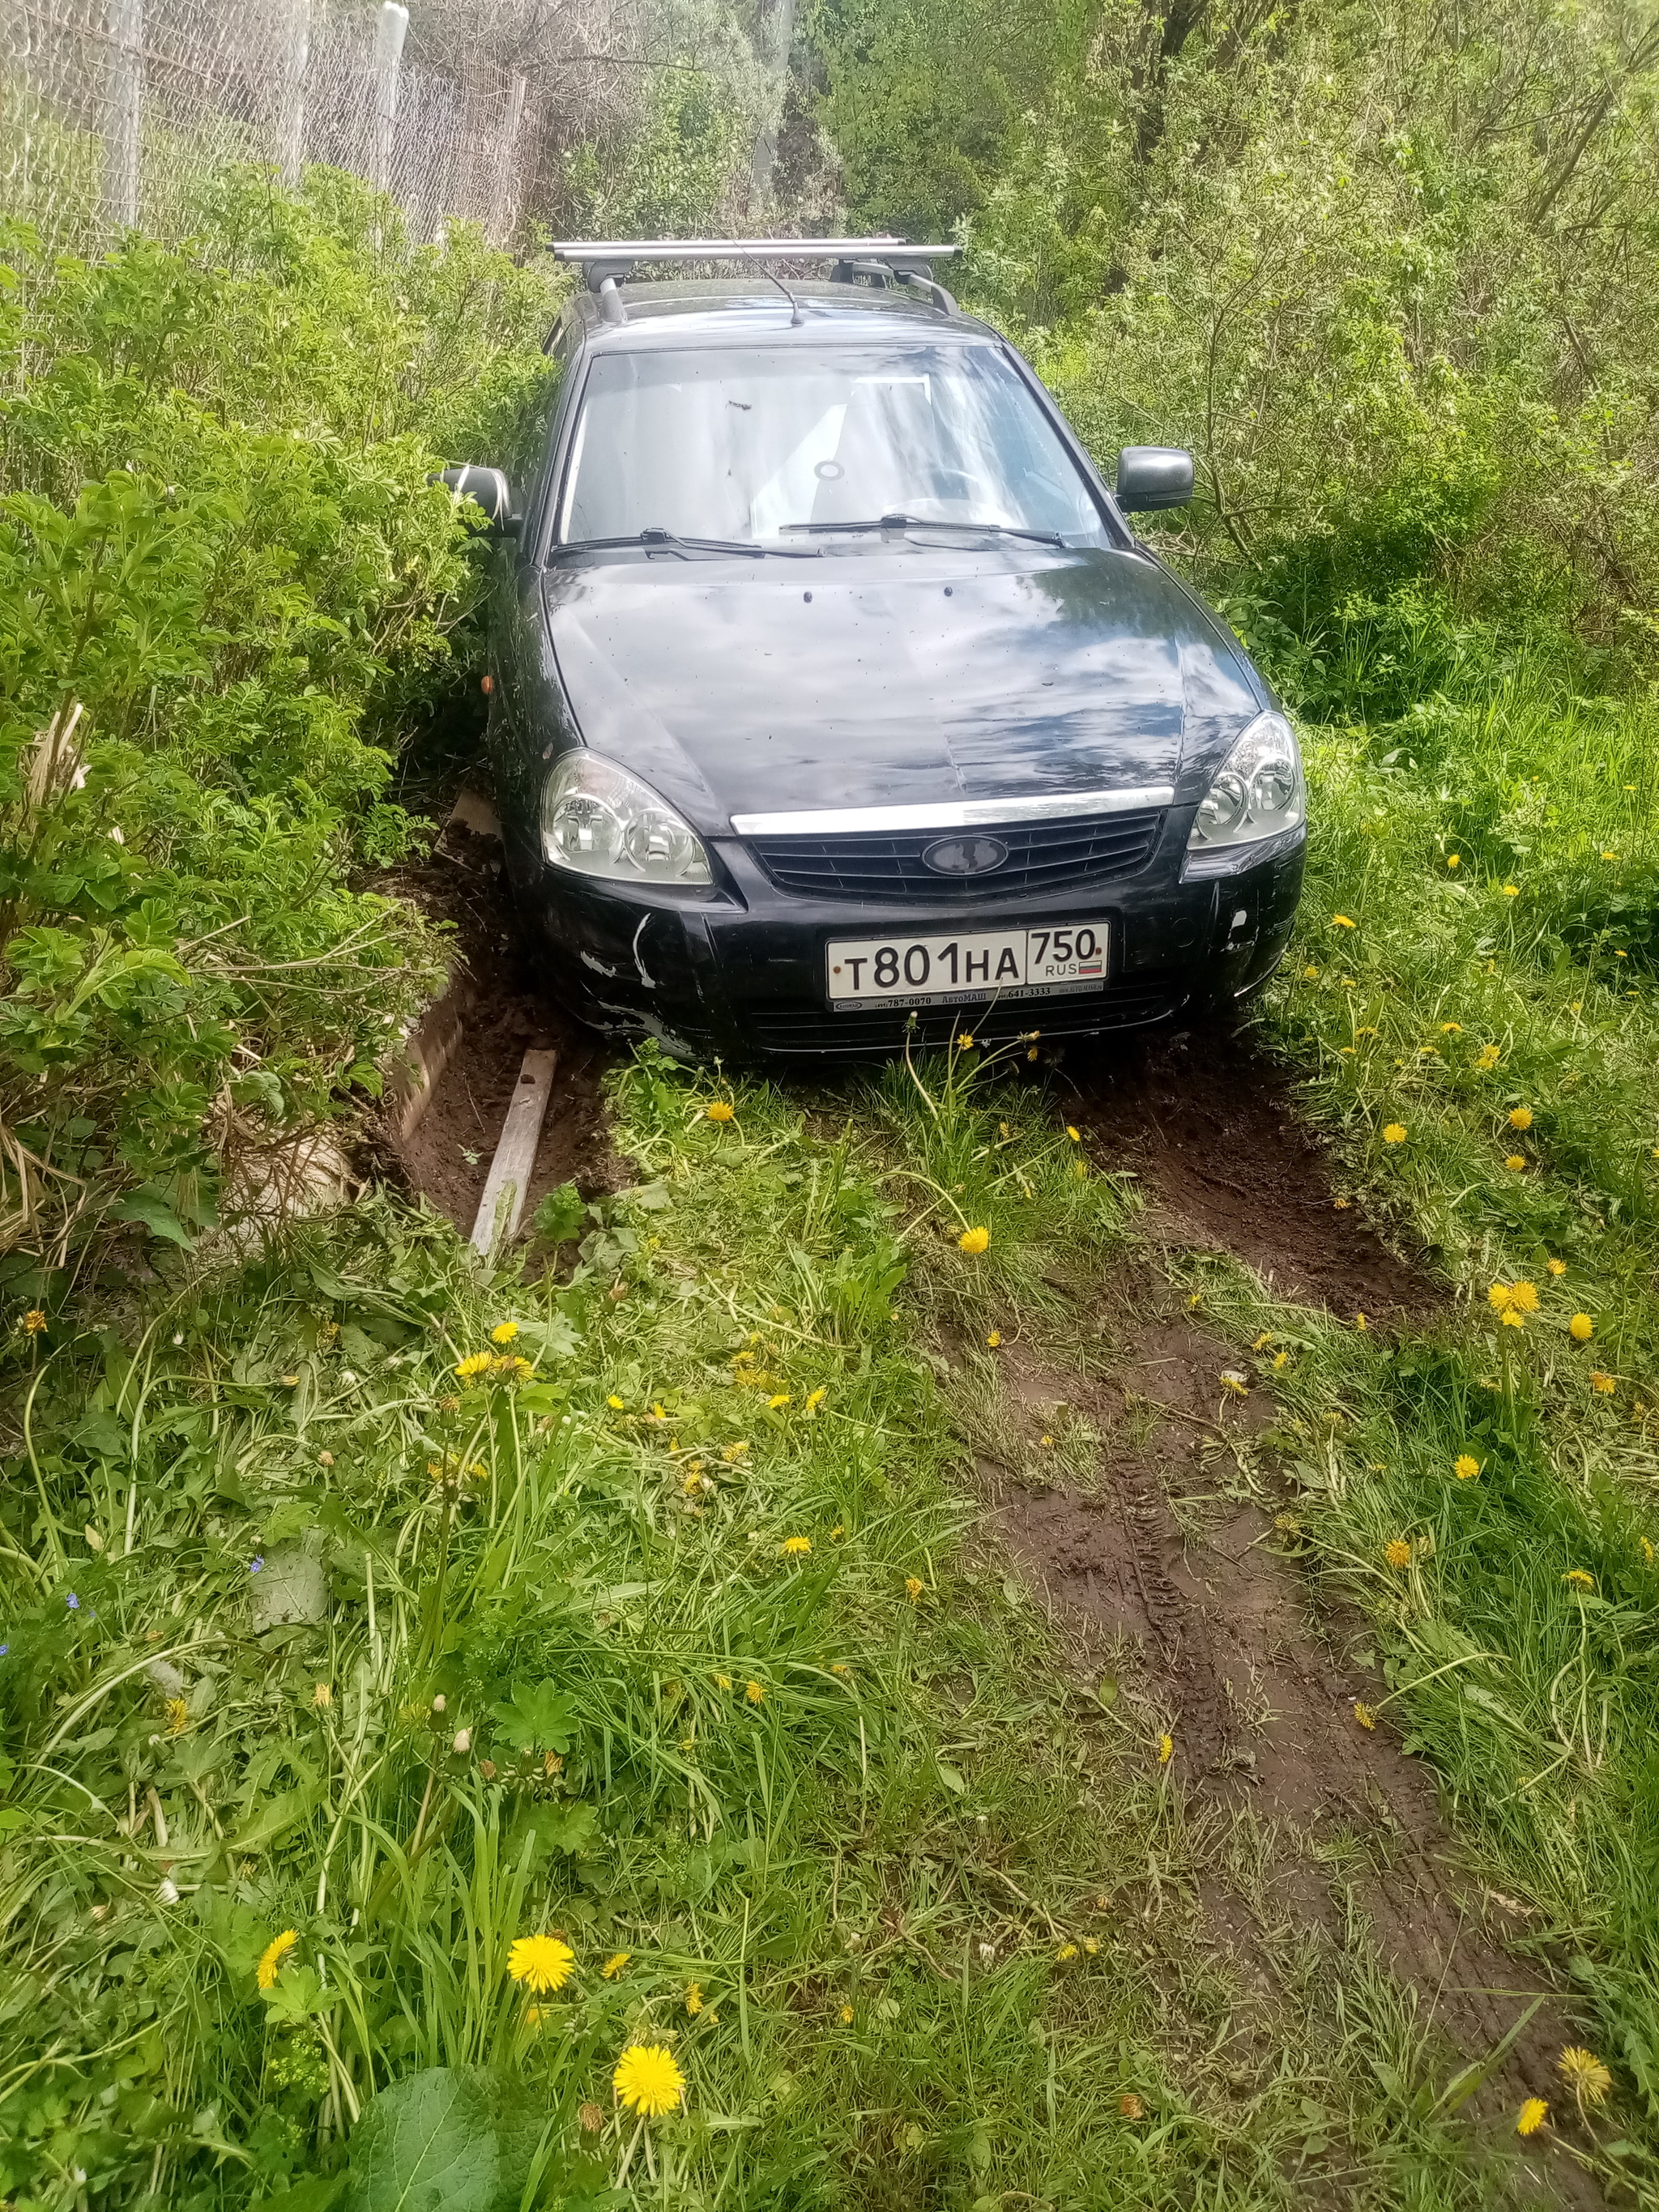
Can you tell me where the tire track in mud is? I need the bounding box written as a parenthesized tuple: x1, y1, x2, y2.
(971, 1034, 1601, 2197)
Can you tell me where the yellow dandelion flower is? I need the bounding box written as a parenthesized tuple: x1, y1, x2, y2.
(600, 1950, 630, 1980)
(1642, 1538, 1655, 1566)
(607, 1394, 625, 1410)
(313, 1682, 332, 1707)
(1502, 884, 1520, 897)
(1569, 1313, 1593, 1341)
(1301, 964, 1320, 980)
(1446, 853, 1461, 867)
(781, 1536, 812, 1558)
(454, 1352, 492, 1379)
(987, 1329, 1002, 1348)
(1516, 2097, 1547, 2136)
(1056, 1941, 1078, 1961)
(1333, 914, 1356, 928)
(905, 1576, 923, 1601)
(1082, 1937, 1099, 1954)
(506, 1934, 575, 1994)
(1591, 1370, 1616, 1393)
(257, 1930, 298, 1989)
(766, 1392, 791, 1410)
(1508, 1107, 1533, 1131)
(830, 1661, 850, 1676)
(1558, 2048, 1612, 2108)
(683, 1469, 704, 1494)
(1475, 1045, 1500, 1070)
(281, 1373, 300, 1387)
(21, 1308, 48, 1334)
(1383, 1123, 1407, 1144)
(164, 1697, 190, 1737)
(1273, 1349, 1289, 1369)
(1354, 1702, 1375, 1730)
(1066, 1125, 1082, 1143)
(805, 1387, 826, 1409)
(840, 2003, 854, 2023)
(1384, 1539, 1413, 1570)
(956, 1033, 975, 1049)
(1440, 1021, 1462, 1032)
(957, 1225, 990, 1255)
(1039, 1432, 1055, 1447)
(706, 1101, 735, 1122)
(1510, 1281, 1539, 1311)
(830, 1524, 845, 1541)
(613, 2044, 685, 2118)
(1354, 1312, 1368, 1331)
(1546, 1258, 1567, 1275)
(1157, 1733, 1174, 1766)
(1504, 1154, 1527, 1172)
(1563, 1569, 1595, 1591)
(491, 1320, 519, 1344)
(1601, 850, 1618, 862)
(1333, 1196, 1350, 1208)
(684, 1982, 703, 2015)
(1454, 1455, 1480, 1481)
(744, 1679, 766, 1704)
(1500, 1306, 1527, 1327)
(714, 1673, 731, 1690)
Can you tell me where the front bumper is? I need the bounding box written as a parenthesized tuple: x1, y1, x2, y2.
(505, 831, 1305, 1062)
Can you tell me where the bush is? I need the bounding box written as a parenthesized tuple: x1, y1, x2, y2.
(0, 170, 562, 1285)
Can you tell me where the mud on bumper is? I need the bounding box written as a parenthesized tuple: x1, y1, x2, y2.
(506, 834, 1306, 1063)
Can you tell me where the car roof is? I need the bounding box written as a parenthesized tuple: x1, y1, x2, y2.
(557, 279, 1000, 353)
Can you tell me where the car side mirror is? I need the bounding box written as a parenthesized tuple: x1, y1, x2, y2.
(436, 464, 519, 535)
(1115, 446, 1194, 513)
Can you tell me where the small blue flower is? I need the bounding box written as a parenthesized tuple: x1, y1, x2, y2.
(249, 1556, 264, 1574)
(0, 1643, 9, 1657)
(66, 1592, 79, 1611)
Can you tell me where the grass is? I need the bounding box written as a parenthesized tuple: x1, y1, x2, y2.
(1, 1029, 1603, 2210)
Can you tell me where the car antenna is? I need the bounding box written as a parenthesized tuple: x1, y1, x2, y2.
(766, 269, 804, 327)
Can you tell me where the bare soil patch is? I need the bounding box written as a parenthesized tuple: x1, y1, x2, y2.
(1068, 1021, 1431, 1315)
(977, 1272, 1600, 2197)
(373, 807, 621, 1233)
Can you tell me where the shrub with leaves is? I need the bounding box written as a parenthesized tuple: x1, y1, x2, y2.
(0, 168, 562, 1284)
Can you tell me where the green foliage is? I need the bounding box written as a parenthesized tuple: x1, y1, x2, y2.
(812, 0, 1659, 714)
(0, 171, 562, 1273)
(562, 71, 753, 238)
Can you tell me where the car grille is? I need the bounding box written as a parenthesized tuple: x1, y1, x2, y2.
(747, 985, 1183, 1057)
(747, 808, 1166, 904)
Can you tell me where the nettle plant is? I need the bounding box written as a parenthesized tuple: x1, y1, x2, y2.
(0, 173, 561, 1288)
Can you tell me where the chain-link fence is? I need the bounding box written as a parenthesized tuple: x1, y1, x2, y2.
(2, 0, 548, 254)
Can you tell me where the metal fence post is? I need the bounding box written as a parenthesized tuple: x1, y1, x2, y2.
(371, 0, 409, 195)
(749, 0, 796, 207)
(103, 0, 143, 232)
(277, 0, 309, 187)
(494, 73, 527, 245)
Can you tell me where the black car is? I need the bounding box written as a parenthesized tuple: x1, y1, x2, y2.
(448, 240, 1305, 1062)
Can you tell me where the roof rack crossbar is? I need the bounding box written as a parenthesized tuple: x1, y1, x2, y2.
(551, 237, 962, 267)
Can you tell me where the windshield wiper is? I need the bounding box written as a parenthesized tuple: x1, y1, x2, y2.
(557, 527, 819, 559)
(781, 514, 1068, 548)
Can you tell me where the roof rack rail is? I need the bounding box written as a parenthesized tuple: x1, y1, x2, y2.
(550, 238, 963, 323)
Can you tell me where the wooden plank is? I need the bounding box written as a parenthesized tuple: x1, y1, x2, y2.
(470, 1049, 557, 1255)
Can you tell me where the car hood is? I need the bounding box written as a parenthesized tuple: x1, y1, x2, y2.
(542, 546, 1263, 833)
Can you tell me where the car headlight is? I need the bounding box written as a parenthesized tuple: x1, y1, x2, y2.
(1183, 710, 1306, 879)
(541, 752, 712, 886)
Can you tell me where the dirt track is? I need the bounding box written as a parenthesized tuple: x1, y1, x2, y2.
(377, 812, 1597, 2199)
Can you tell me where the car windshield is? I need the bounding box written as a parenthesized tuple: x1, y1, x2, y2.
(557, 341, 1112, 549)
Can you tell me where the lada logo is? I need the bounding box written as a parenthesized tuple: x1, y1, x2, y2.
(921, 833, 1009, 877)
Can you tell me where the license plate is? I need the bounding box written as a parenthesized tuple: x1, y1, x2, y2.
(825, 922, 1108, 1008)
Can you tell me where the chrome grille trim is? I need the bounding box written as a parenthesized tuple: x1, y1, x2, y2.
(730, 784, 1176, 837)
